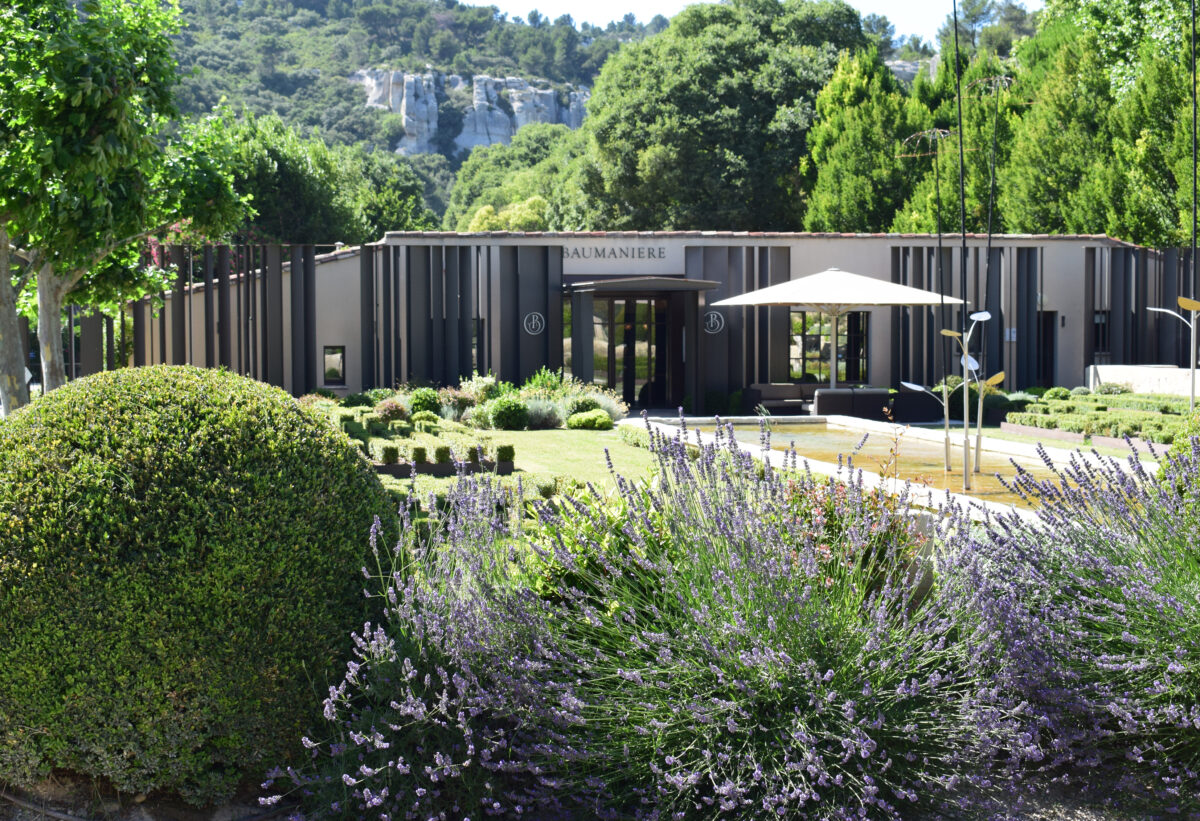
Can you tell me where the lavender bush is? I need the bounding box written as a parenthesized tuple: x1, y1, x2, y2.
(267, 423, 1025, 819)
(938, 440, 1200, 814)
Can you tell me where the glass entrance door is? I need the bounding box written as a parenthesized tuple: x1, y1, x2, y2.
(591, 296, 671, 408)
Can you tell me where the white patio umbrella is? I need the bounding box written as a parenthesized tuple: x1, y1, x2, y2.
(712, 268, 965, 388)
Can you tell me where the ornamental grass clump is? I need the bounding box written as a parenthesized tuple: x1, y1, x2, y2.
(273, 420, 1017, 819)
(938, 440, 1200, 812)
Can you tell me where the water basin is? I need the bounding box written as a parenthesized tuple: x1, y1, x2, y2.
(695, 423, 1060, 507)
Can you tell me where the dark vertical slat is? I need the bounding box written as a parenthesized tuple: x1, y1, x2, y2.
(104, 316, 115, 371)
(571, 290, 593, 383)
(203, 246, 215, 368)
(217, 246, 232, 369)
(381, 245, 393, 388)
(290, 244, 306, 395)
(431, 247, 446, 384)
(408, 247, 432, 380)
(303, 245, 317, 393)
(158, 291, 167, 366)
(443, 247, 459, 385)
(265, 245, 284, 385)
(1083, 248, 1096, 369)
(360, 245, 376, 390)
(79, 312, 103, 375)
(395, 246, 408, 382)
(170, 245, 187, 365)
(1110, 248, 1128, 365)
(547, 246, 563, 375)
(457, 248, 473, 378)
(133, 298, 146, 367)
(236, 246, 246, 375)
(985, 247, 1003, 378)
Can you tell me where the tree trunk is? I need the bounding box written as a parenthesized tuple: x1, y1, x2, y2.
(0, 234, 31, 414)
(38, 265, 69, 392)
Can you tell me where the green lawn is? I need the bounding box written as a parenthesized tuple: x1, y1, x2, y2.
(379, 426, 659, 504)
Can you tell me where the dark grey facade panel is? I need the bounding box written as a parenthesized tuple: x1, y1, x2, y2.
(515, 245, 549, 384)
(1016, 247, 1039, 385)
(494, 246, 519, 381)
(546, 246, 563, 375)
(984, 247, 1003, 378)
(290, 244, 307, 395)
(265, 244, 285, 388)
(570, 289, 594, 384)
(202, 246, 215, 368)
(407, 246, 432, 381)
(133, 297, 146, 367)
(700, 246, 730, 397)
(443, 247, 460, 385)
(218, 246, 233, 370)
(458, 247, 475, 378)
(1110, 247, 1129, 365)
(303, 245, 317, 392)
(360, 245, 376, 390)
(79, 312, 103, 376)
(170, 246, 187, 366)
(381, 244, 393, 389)
(1161, 249, 1181, 365)
(430, 247, 447, 384)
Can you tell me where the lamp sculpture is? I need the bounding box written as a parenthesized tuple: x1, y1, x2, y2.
(899, 378, 971, 472)
(1148, 295, 1200, 413)
(940, 310, 993, 492)
(975, 370, 1007, 473)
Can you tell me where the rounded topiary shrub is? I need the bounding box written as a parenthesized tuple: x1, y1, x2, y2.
(0, 366, 393, 805)
(488, 395, 529, 430)
(564, 395, 600, 417)
(407, 387, 440, 415)
(566, 408, 614, 430)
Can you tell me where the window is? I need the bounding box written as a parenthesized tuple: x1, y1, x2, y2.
(1093, 311, 1110, 359)
(789, 310, 870, 384)
(323, 345, 346, 386)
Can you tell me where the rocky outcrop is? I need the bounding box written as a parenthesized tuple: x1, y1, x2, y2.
(349, 69, 589, 156)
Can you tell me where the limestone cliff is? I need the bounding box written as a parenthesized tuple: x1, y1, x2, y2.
(349, 70, 589, 156)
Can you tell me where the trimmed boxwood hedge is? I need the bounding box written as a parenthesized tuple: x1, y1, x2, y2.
(0, 366, 394, 805)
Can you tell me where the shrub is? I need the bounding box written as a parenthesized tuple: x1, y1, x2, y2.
(566, 408, 614, 430)
(1025, 386, 1049, 397)
(374, 398, 408, 423)
(408, 444, 428, 464)
(459, 372, 511, 403)
(939, 442, 1200, 812)
(410, 410, 441, 425)
(493, 443, 515, 462)
(433, 444, 452, 464)
(0, 367, 392, 805)
(407, 387, 440, 415)
(311, 387, 337, 400)
(341, 392, 375, 407)
(271, 424, 1007, 819)
(436, 386, 475, 420)
(1069, 386, 1091, 396)
(590, 392, 628, 422)
(1043, 386, 1071, 401)
(488, 395, 529, 430)
(369, 438, 400, 464)
(364, 387, 395, 403)
(1095, 381, 1132, 395)
(525, 398, 564, 429)
(563, 395, 600, 416)
(522, 365, 563, 392)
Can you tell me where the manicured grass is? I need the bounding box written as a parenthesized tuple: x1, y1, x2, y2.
(503, 427, 658, 486)
(976, 424, 1158, 460)
(378, 427, 659, 505)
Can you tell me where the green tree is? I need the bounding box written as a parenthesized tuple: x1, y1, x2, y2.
(581, 0, 865, 230)
(1, 0, 245, 403)
(803, 48, 928, 232)
(998, 29, 1113, 234)
(892, 54, 1019, 234)
(861, 14, 896, 60)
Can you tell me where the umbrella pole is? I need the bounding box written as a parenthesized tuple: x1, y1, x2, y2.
(829, 313, 838, 389)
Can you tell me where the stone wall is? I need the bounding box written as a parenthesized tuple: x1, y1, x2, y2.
(348, 69, 589, 155)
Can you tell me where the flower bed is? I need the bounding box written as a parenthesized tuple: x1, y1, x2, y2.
(262, 422, 1200, 819)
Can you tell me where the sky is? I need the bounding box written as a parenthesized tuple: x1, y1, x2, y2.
(478, 0, 1045, 48)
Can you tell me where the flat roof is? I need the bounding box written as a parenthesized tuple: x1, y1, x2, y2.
(376, 230, 1144, 247)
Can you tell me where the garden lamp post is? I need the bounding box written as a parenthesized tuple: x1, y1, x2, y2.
(900, 379, 969, 472)
(941, 311, 992, 492)
(1148, 295, 1200, 413)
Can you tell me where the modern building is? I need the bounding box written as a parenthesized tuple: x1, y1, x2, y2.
(123, 232, 1194, 413)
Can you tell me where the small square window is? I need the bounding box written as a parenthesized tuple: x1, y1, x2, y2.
(323, 345, 346, 386)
